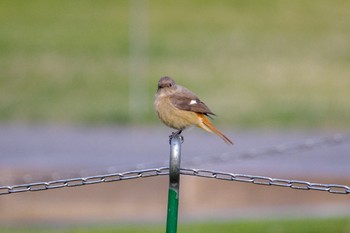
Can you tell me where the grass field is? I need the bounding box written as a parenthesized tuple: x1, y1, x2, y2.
(2, 217, 350, 233)
(1, 0, 350, 128)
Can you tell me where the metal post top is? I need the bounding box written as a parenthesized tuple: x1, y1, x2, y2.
(169, 134, 182, 184)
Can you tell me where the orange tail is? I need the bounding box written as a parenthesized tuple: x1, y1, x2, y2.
(196, 113, 233, 145)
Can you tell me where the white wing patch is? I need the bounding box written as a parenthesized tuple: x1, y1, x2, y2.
(189, 99, 198, 105)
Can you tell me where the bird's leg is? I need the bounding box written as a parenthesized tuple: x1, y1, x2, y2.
(174, 129, 182, 135)
(169, 129, 184, 144)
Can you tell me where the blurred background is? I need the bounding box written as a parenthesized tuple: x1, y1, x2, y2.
(1, 0, 350, 232)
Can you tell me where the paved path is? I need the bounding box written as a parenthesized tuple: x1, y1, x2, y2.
(0, 124, 349, 182)
(1, 125, 350, 224)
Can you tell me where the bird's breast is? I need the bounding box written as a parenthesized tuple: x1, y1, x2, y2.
(155, 96, 198, 130)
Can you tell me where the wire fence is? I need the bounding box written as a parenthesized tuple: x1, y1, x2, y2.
(1, 167, 349, 196)
(1, 133, 349, 233)
(0, 133, 349, 196)
(0, 167, 168, 195)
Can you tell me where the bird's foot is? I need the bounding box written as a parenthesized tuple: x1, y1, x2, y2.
(169, 130, 184, 144)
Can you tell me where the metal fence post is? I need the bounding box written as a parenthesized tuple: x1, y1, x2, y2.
(166, 134, 182, 233)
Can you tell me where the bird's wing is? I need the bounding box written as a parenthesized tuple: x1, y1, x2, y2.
(170, 87, 216, 116)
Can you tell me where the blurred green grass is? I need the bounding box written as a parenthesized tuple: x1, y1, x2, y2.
(1, 0, 349, 128)
(2, 217, 350, 233)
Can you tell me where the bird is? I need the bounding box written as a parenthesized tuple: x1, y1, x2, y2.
(154, 76, 233, 145)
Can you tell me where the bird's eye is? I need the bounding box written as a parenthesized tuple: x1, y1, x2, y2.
(168, 83, 173, 87)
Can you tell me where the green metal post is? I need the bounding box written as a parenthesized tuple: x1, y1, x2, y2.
(166, 134, 182, 233)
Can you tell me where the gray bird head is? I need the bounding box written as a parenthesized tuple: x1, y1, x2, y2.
(157, 76, 176, 92)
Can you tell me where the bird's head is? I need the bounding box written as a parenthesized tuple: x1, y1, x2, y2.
(157, 76, 176, 93)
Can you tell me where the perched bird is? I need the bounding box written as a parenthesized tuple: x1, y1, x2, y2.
(154, 76, 233, 144)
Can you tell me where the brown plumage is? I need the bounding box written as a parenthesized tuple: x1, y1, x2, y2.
(155, 76, 233, 145)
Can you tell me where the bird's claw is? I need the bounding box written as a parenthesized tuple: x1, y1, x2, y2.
(169, 131, 184, 144)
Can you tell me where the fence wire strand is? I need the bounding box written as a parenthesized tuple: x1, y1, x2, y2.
(0, 167, 169, 195)
(180, 168, 350, 195)
(1, 167, 349, 196)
